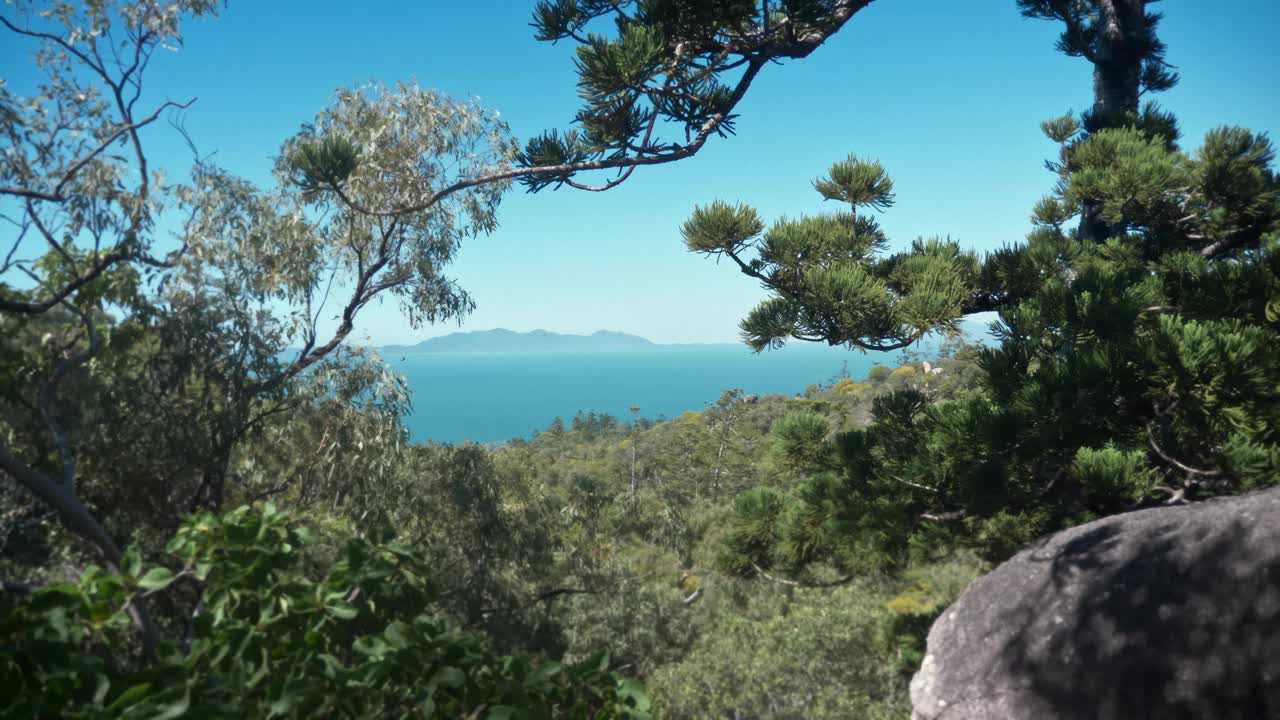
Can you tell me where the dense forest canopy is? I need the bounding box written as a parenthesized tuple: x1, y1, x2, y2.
(2, 0, 1277, 718)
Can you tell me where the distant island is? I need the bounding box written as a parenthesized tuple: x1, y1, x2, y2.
(381, 329, 730, 354)
(379, 320, 998, 355)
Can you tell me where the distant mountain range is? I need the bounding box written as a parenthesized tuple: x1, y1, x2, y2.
(382, 329, 725, 354)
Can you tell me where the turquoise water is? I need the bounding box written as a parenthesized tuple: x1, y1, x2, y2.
(395, 345, 888, 444)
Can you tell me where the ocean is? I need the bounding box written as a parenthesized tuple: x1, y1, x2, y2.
(394, 344, 892, 444)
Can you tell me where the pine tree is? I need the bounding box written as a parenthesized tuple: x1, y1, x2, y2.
(691, 1, 1280, 577)
(681, 156, 994, 353)
(1018, 0, 1181, 241)
(518, 0, 880, 190)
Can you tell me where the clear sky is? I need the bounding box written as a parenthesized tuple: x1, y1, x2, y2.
(4, 1, 1277, 344)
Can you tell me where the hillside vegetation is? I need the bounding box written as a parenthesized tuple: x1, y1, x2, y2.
(2, 1, 1277, 718)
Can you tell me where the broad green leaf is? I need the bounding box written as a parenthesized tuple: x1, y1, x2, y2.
(326, 603, 358, 620)
(616, 678, 650, 710)
(384, 620, 409, 649)
(137, 568, 176, 591)
(106, 682, 154, 711)
(428, 666, 465, 690)
(151, 687, 191, 720)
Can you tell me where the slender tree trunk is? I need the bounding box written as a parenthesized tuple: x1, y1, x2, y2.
(0, 442, 160, 655)
(630, 447, 637, 496)
(188, 459, 231, 513)
(713, 436, 727, 497)
(204, 461, 228, 510)
(628, 407, 640, 496)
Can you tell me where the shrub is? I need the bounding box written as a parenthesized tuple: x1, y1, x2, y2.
(0, 504, 650, 719)
(647, 583, 908, 720)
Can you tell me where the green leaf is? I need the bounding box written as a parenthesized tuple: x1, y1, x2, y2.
(326, 603, 358, 620)
(526, 661, 563, 691)
(317, 653, 343, 679)
(106, 682, 154, 711)
(353, 635, 389, 659)
(92, 673, 110, 707)
(572, 649, 610, 676)
(122, 548, 142, 579)
(269, 695, 297, 716)
(384, 620, 409, 649)
(151, 686, 191, 720)
(136, 568, 176, 592)
(616, 677, 650, 710)
(428, 666, 465, 690)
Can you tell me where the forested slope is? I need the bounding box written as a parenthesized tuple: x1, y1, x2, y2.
(3, 0, 1277, 718)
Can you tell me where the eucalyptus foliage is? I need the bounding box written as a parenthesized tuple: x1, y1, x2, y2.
(0, 0, 517, 594)
(0, 0, 581, 681)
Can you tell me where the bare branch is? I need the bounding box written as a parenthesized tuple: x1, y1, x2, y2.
(0, 14, 102, 73)
(1151, 484, 1189, 505)
(750, 562, 854, 589)
(1146, 422, 1221, 477)
(476, 587, 598, 619)
(921, 510, 967, 522)
(1199, 229, 1260, 259)
(889, 474, 939, 493)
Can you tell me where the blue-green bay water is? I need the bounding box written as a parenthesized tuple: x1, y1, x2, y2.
(396, 345, 886, 444)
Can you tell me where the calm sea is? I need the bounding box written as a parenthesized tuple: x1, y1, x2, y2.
(395, 344, 890, 444)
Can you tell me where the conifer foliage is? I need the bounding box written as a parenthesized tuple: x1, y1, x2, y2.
(695, 2, 1280, 578)
(520, 0, 879, 190)
(681, 156, 991, 352)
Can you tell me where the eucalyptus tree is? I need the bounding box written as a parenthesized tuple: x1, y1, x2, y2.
(1, 0, 877, 653)
(1, 0, 516, 608)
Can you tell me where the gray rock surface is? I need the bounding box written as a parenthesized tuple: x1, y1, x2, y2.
(910, 487, 1280, 720)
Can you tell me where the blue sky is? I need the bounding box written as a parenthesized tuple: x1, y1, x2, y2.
(4, 1, 1277, 344)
